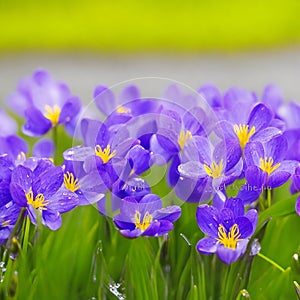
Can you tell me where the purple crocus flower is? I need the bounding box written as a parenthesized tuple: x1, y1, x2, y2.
(94, 84, 159, 127)
(177, 137, 243, 202)
(9, 161, 78, 230)
(238, 135, 299, 204)
(113, 194, 181, 238)
(7, 69, 81, 136)
(150, 104, 207, 187)
(216, 102, 281, 152)
(0, 202, 21, 245)
(196, 197, 257, 264)
(63, 118, 151, 213)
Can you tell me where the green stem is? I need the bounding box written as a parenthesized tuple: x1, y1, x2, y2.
(52, 126, 58, 164)
(22, 217, 31, 254)
(257, 252, 285, 273)
(267, 188, 272, 208)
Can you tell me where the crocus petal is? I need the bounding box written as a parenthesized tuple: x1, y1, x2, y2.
(265, 135, 287, 163)
(42, 209, 62, 230)
(276, 160, 299, 175)
(244, 142, 264, 167)
(127, 98, 158, 116)
(268, 171, 290, 188)
(219, 208, 235, 231)
(235, 216, 253, 238)
(167, 155, 180, 187)
(48, 189, 78, 213)
(196, 205, 219, 238)
(27, 205, 37, 225)
(23, 106, 52, 136)
(138, 194, 163, 213)
(127, 145, 151, 175)
(247, 103, 272, 132)
(152, 206, 181, 222)
(63, 146, 94, 163)
(245, 166, 266, 188)
(193, 136, 213, 163)
(94, 85, 116, 116)
(118, 85, 140, 105)
(156, 129, 180, 154)
(175, 176, 210, 203)
(4, 135, 28, 160)
(33, 166, 63, 199)
(178, 161, 207, 179)
(0, 182, 12, 206)
(262, 84, 283, 111)
(198, 84, 222, 108)
(245, 209, 258, 234)
(214, 139, 242, 172)
(251, 127, 282, 144)
(81, 118, 106, 147)
(33, 138, 54, 158)
(150, 134, 172, 164)
(183, 106, 206, 135)
(224, 198, 244, 218)
(11, 165, 33, 192)
(217, 239, 248, 264)
(237, 185, 261, 205)
(143, 219, 173, 237)
(196, 237, 218, 254)
(9, 183, 27, 207)
(0, 109, 18, 137)
(59, 96, 81, 124)
(214, 120, 236, 140)
(119, 228, 142, 238)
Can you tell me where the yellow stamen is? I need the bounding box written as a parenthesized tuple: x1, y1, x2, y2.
(64, 172, 80, 192)
(1, 219, 10, 227)
(134, 210, 153, 231)
(17, 152, 26, 161)
(204, 160, 224, 179)
(178, 129, 192, 150)
(26, 189, 49, 210)
(44, 104, 61, 126)
(260, 157, 281, 176)
(233, 124, 256, 149)
(217, 223, 241, 249)
(116, 105, 131, 114)
(95, 144, 116, 164)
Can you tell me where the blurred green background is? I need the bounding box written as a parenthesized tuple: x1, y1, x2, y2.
(1, 0, 300, 53)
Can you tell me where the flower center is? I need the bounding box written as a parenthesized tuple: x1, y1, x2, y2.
(259, 157, 281, 176)
(134, 210, 153, 231)
(26, 189, 49, 210)
(204, 160, 224, 179)
(178, 129, 192, 150)
(233, 124, 256, 149)
(116, 105, 131, 114)
(95, 144, 116, 164)
(217, 223, 241, 249)
(44, 104, 61, 126)
(64, 172, 80, 192)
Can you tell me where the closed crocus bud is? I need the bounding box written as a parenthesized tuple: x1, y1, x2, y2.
(9, 237, 20, 260)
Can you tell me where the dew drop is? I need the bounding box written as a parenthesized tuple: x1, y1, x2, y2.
(250, 238, 261, 256)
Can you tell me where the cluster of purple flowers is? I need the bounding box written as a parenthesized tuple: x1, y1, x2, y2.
(1, 70, 300, 265)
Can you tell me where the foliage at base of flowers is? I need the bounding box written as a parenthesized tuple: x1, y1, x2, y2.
(0, 69, 300, 299)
